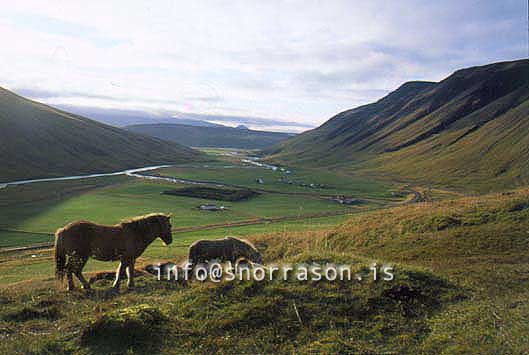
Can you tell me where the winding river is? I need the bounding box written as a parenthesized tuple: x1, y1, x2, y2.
(0, 165, 172, 190)
(0, 156, 284, 190)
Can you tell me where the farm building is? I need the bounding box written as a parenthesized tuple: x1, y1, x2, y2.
(198, 204, 226, 211)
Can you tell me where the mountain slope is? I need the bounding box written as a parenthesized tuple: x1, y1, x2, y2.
(267, 59, 529, 191)
(0, 87, 201, 182)
(125, 123, 294, 149)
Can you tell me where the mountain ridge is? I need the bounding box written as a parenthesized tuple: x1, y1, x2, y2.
(266, 59, 529, 191)
(125, 123, 294, 149)
(50, 104, 224, 128)
(0, 86, 201, 182)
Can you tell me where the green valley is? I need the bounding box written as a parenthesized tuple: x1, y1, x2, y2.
(267, 60, 529, 193)
(0, 37, 527, 354)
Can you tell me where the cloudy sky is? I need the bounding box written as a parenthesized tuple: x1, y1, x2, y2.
(1, 1, 527, 132)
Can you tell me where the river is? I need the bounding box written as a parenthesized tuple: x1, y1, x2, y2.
(0, 157, 285, 190)
(0, 165, 172, 190)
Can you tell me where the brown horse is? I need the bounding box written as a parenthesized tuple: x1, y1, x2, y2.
(188, 236, 262, 266)
(54, 213, 172, 292)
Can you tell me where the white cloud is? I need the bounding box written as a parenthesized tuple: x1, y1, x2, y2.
(0, 0, 526, 130)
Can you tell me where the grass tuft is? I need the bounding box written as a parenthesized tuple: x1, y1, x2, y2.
(80, 304, 168, 354)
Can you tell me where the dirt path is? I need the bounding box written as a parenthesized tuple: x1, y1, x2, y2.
(402, 187, 424, 203)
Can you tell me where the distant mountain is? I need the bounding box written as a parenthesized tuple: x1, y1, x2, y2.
(267, 59, 529, 191)
(53, 105, 223, 128)
(0, 87, 201, 182)
(125, 123, 295, 149)
(38, 104, 313, 132)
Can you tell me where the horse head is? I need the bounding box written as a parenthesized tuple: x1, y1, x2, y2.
(228, 236, 263, 265)
(249, 250, 263, 265)
(242, 241, 262, 264)
(158, 214, 173, 245)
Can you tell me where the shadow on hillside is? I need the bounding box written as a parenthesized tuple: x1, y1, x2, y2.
(0, 176, 129, 247)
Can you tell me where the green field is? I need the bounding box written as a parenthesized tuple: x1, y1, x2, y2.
(0, 151, 396, 285)
(0, 178, 357, 247)
(156, 163, 393, 198)
(0, 151, 394, 248)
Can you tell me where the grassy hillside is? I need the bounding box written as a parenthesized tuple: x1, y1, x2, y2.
(0, 87, 201, 182)
(267, 59, 529, 192)
(1, 188, 527, 354)
(126, 123, 294, 149)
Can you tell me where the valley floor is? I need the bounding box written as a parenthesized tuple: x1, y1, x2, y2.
(1, 149, 527, 354)
(0, 149, 400, 284)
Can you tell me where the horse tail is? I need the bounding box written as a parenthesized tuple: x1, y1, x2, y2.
(187, 243, 197, 266)
(54, 229, 67, 281)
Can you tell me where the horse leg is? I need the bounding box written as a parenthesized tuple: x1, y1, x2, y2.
(73, 256, 91, 291)
(66, 270, 75, 291)
(112, 261, 127, 290)
(126, 259, 135, 289)
(65, 257, 76, 291)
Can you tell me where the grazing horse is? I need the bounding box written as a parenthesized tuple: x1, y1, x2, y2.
(54, 213, 172, 291)
(188, 236, 262, 266)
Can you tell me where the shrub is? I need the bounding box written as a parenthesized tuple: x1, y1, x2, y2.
(163, 186, 260, 201)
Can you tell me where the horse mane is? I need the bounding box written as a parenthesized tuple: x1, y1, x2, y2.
(120, 213, 168, 235)
(226, 236, 257, 251)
